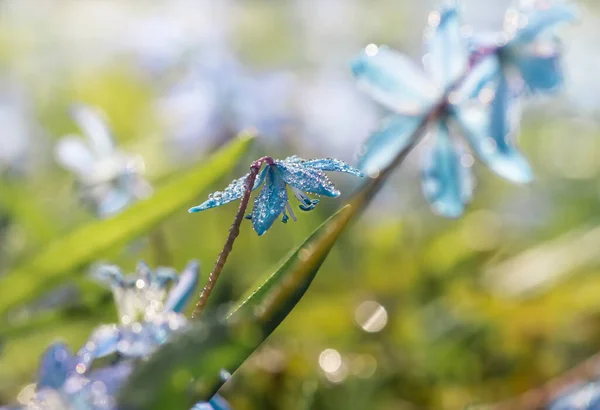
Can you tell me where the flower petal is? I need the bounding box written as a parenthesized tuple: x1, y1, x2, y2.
(193, 395, 232, 410)
(275, 161, 338, 197)
(421, 120, 474, 218)
(189, 166, 268, 212)
(37, 343, 73, 390)
(54, 136, 96, 177)
(351, 45, 440, 115)
(301, 158, 363, 177)
(511, 2, 577, 46)
(514, 45, 563, 92)
(548, 381, 600, 410)
(251, 166, 288, 236)
(163, 260, 200, 313)
(424, 4, 469, 90)
(358, 115, 425, 176)
(69, 103, 115, 158)
(86, 324, 120, 358)
(453, 57, 532, 183)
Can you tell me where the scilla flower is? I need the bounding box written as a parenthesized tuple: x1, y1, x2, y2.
(55, 104, 153, 218)
(473, 0, 576, 94)
(189, 156, 362, 235)
(351, 3, 547, 217)
(85, 260, 199, 358)
(1, 261, 231, 410)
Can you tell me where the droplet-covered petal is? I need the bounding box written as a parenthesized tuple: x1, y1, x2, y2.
(424, 4, 469, 90)
(452, 56, 532, 183)
(351, 45, 440, 115)
(421, 121, 474, 218)
(510, 2, 577, 46)
(37, 343, 73, 390)
(359, 115, 424, 176)
(163, 260, 199, 313)
(189, 167, 268, 212)
(301, 158, 363, 177)
(251, 166, 288, 236)
(275, 161, 339, 197)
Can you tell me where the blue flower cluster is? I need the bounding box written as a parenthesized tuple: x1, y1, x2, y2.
(190, 156, 363, 235)
(1, 262, 230, 410)
(352, 0, 576, 217)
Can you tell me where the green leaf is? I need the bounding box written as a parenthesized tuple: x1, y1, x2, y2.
(118, 204, 356, 410)
(0, 134, 255, 322)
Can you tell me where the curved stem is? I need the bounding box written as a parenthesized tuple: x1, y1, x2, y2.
(191, 157, 274, 320)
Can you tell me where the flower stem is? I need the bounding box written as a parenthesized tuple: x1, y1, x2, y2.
(191, 156, 274, 320)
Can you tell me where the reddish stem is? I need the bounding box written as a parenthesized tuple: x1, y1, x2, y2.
(191, 157, 274, 320)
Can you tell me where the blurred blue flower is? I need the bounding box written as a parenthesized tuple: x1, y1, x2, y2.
(86, 260, 199, 358)
(473, 0, 576, 94)
(3, 261, 231, 410)
(54, 104, 153, 218)
(548, 381, 600, 410)
(189, 156, 363, 235)
(352, 3, 538, 217)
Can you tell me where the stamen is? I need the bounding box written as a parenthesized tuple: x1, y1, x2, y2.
(285, 201, 297, 222)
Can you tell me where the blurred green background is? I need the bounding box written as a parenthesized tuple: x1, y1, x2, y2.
(1, 0, 600, 409)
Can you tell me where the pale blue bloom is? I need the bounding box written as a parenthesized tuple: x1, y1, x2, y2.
(87, 260, 199, 358)
(474, 0, 577, 94)
(548, 381, 600, 410)
(351, 3, 534, 218)
(2, 260, 230, 410)
(189, 156, 363, 235)
(55, 104, 153, 218)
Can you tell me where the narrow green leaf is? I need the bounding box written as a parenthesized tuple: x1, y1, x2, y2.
(0, 134, 255, 321)
(118, 204, 356, 410)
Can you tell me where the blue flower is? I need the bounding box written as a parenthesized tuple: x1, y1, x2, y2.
(548, 380, 600, 410)
(474, 0, 576, 94)
(86, 260, 199, 358)
(3, 261, 231, 410)
(351, 3, 537, 218)
(189, 156, 363, 235)
(54, 104, 153, 218)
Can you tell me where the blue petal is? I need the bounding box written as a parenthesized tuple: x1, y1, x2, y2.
(251, 166, 288, 236)
(515, 49, 563, 92)
(189, 167, 268, 212)
(69, 103, 115, 158)
(421, 120, 473, 218)
(452, 57, 532, 183)
(424, 4, 469, 90)
(275, 161, 339, 197)
(511, 3, 577, 45)
(300, 158, 363, 177)
(351, 45, 440, 115)
(163, 260, 200, 313)
(358, 115, 425, 176)
(548, 381, 600, 410)
(192, 395, 232, 410)
(86, 324, 120, 358)
(37, 343, 73, 390)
